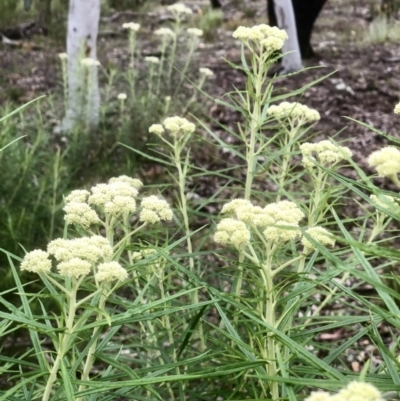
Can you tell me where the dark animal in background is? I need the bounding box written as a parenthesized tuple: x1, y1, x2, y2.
(267, 0, 327, 59)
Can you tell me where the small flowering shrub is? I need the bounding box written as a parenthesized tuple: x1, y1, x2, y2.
(1, 176, 211, 400)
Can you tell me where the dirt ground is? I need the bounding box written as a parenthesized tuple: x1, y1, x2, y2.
(1, 0, 399, 178)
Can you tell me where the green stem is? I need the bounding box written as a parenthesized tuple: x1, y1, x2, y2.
(42, 282, 78, 401)
(244, 59, 263, 199)
(261, 253, 279, 400)
(76, 290, 107, 401)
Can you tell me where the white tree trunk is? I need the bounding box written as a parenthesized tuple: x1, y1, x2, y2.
(61, 0, 101, 133)
(273, 0, 302, 73)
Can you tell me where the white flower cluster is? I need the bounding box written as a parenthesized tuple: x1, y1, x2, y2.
(139, 195, 173, 224)
(216, 199, 305, 246)
(145, 56, 160, 64)
(109, 175, 143, 189)
(167, 3, 193, 16)
(301, 227, 335, 254)
(118, 93, 127, 100)
(96, 261, 128, 282)
(395, 102, 400, 114)
(48, 236, 112, 265)
(232, 24, 287, 52)
(89, 179, 140, 216)
(149, 116, 196, 138)
(305, 381, 383, 401)
(199, 67, 213, 77)
(267, 102, 320, 124)
(187, 28, 203, 37)
(21, 236, 128, 282)
(122, 22, 140, 32)
(81, 58, 100, 67)
(154, 27, 176, 39)
(20, 250, 52, 274)
(214, 218, 251, 250)
(300, 140, 353, 168)
(63, 176, 143, 226)
(368, 146, 400, 178)
(58, 52, 68, 60)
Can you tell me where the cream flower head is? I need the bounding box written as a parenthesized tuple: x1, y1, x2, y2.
(368, 146, 400, 178)
(96, 261, 128, 282)
(20, 250, 52, 274)
(58, 52, 68, 60)
(48, 236, 112, 264)
(149, 124, 165, 136)
(108, 175, 143, 189)
(214, 218, 251, 250)
(145, 56, 160, 64)
(81, 58, 100, 67)
(302, 227, 335, 254)
(167, 3, 193, 16)
(395, 102, 400, 114)
(199, 67, 214, 77)
(154, 27, 176, 39)
(122, 22, 140, 32)
(267, 102, 320, 125)
(117, 93, 127, 100)
(63, 201, 100, 228)
(139, 195, 173, 224)
(163, 116, 196, 136)
(232, 24, 287, 53)
(305, 381, 383, 401)
(89, 181, 139, 216)
(300, 140, 352, 169)
(187, 28, 203, 37)
(57, 258, 91, 278)
(65, 190, 90, 204)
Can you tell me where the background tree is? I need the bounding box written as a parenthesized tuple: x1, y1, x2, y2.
(61, 0, 101, 133)
(273, 0, 302, 72)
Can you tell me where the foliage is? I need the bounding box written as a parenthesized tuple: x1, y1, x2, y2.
(2, 5, 400, 401)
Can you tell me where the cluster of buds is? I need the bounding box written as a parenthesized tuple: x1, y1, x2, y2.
(394, 102, 400, 114)
(267, 102, 320, 126)
(21, 235, 127, 283)
(145, 56, 160, 64)
(368, 146, 400, 182)
(154, 27, 176, 42)
(64, 176, 140, 226)
(305, 381, 383, 401)
(149, 116, 196, 138)
(215, 199, 335, 253)
(187, 28, 203, 38)
(199, 67, 214, 77)
(301, 227, 335, 254)
(81, 58, 101, 68)
(232, 24, 288, 54)
(215, 199, 304, 247)
(300, 140, 353, 169)
(122, 22, 140, 32)
(167, 3, 193, 20)
(20, 175, 174, 281)
(63, 175, 173, 226)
